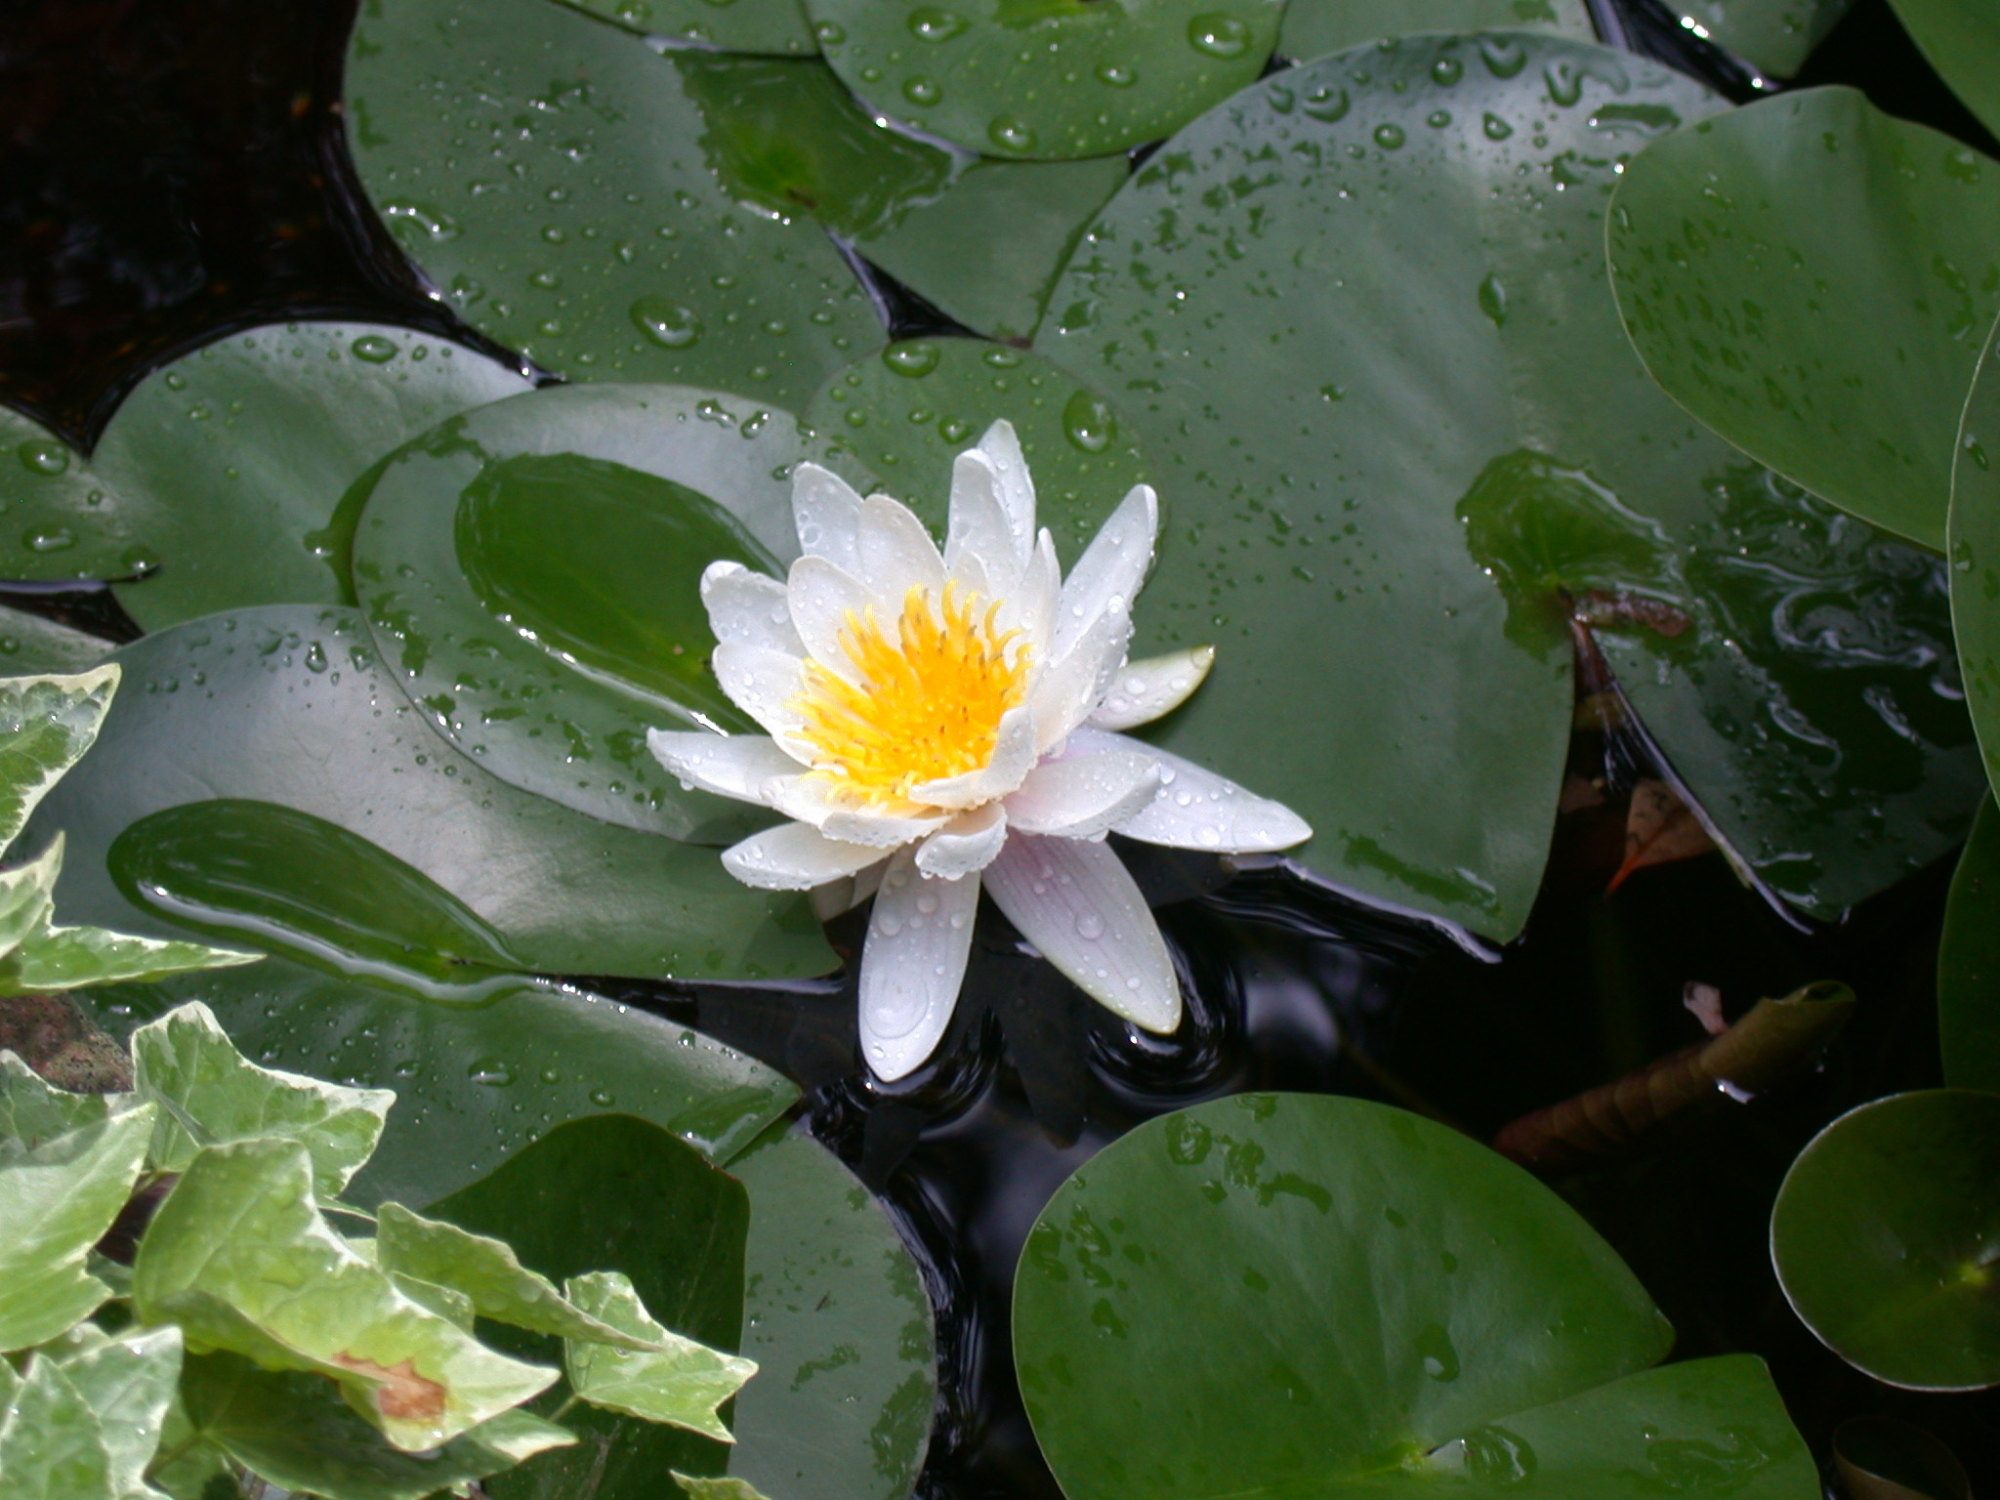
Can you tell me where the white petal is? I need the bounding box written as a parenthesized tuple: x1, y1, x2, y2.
(701, 562, 801, 655)
(945, 449, 1022, 594)
(1079, 728, 1313, 853)
(1054, 483, 1157, 659)
(859, 847, 980, 1081)
(767, 775, 948, 847)
(646, 730, 798, 803)
(1028, 606, 1133, 753)
(983, 834, 1180, 1033)
(721, 821, 887, 891)
(857, 493, 945, 602)
(786, 555, 873, 686)
(792, 463, 864, 573)
(1004, 748, 1161, 838)
(711, 643, 808, 739)
(1001, 529, 1061, 658)
(977, 419, 1037, 556)
(909, 705, 1038, 810)
(916, 804, 1010, 879)
(1088, 646, 1215, 731)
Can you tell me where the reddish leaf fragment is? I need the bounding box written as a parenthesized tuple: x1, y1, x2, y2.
(1609, 778, 1716, 892)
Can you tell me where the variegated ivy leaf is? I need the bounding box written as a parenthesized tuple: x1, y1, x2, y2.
(0, 1050, 112, 1158)
(0, 924, 261, 999)
(132, 1001, 392, 1195)
(563, 1270, 757, 1443)
(0, 665, 120, 859)
(0, 833, 62, 958)
(0, 1352, 118, 1498)
(0, 1103, 156, 1353)
(131, 1137, 556, 1451)
(49, 1325, 184, 1500)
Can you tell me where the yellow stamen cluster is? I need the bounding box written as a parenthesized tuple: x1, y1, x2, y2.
(793, 583, 1031, 807)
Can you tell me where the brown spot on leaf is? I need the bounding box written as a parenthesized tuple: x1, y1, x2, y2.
(332, 1354, 447, 1423)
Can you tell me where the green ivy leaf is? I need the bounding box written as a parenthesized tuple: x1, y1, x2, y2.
(674, 1475, 776, 1499)
(0, 924, 260, 997)
(131, 1137, 557, 1450)
(48, 1326, 184, 1500)
(0, 1103, 155, 1352)
(0, 1050, 111, 1157)
(376, 1202, 665, 1352)
(563, 1271, 758, 1443)
(131, 1000, 393, 1195)
(0, 666, 119, 857)
(0, 1353, 117, 1499)
(176, 1351, 574, 1500)
(0, 834, 63, 960)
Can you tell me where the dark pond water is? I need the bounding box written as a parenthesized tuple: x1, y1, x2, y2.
(3, 1, 1996, 1495)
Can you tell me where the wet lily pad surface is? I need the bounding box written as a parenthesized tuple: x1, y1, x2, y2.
(1276, 0, 1593, 62)
(551, 0, 820, 54)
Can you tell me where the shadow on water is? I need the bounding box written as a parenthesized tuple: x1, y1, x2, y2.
(3, 0, 1995, 1493)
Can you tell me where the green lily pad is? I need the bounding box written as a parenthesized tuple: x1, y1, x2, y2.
(85, 959, 798, 1210)
(1939, 797, 2000, 1093)
(550, 0, 818, 54)
(1277, 0, 1594, 62)
(676, 53, 1127, 341)
(723, 1124, 936, 1500)
(0, 606, 111, 676)
(345, 0, 879, 407)
(1770, 1089, 2000, 1392)
(353, 384, 820, 839)
(1014, 1092, 1817, 1499)
(27, 606, 831, 981)
(1674, 0, 1854, 78)
(1952, 314, 2000, 794)
(1607, 89, 2000, 551)
(1038, 35, 1983, 937)
(1887, 0, 2000, 142)
(805, 338, 1151, 563)
(806, 0, 1286, 160)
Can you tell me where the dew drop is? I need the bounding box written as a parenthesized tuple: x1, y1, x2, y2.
(1062, 389, 1116, 453)
(1187, 13, 1250, 58)
(349, 333, 398, 364)
(16, 440, 71, 476)
(629, 296, 703, 349)
(883, 341, 940, 377)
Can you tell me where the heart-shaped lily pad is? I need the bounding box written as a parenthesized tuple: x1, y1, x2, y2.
(28, 604, 832, 982)
(1771, 1089, 2000, 1392)
(1888, 0, 2000, 142)
(806, 0, 1286, 160)
(550, 0, 819, 55)
(1939, 798, 2000, 1093)
(805, 337, 1150, 563)
(345, 0, 881, 407)
(353, 383, 840, 838)
(1014, 1092, 1818, 1498)
(1036, 33, 1982, 937)
(1277, 0, 1593, 62)
(1676, 0, 1854, 78)
(0, 326, 529, 625)
(1607, 89, 2000, 550)
(1952, 314, 2000, 794)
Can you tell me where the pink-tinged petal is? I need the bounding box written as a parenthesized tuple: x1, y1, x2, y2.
(1053, 483, 1157, 659)
(711, 643, 808, 740)
(766, 775, 948, 846)
(983, 834, 1180, 1033)
(859, 847, 980, 1080)
(1004, 748, 1161, 838)
(721, 822, 887, 891)
(857, 493, 946, 602)
(1088, 646, 1215, 731)
(786, 555, 873, 686)
(976, 419, 1037, 554)
(909, 705, 1038, 809)
(1027, 605, 1133, 752)
(646, 730, 797, 803)
(915, 803, 1010, 879)
(1078, 728, 1312, 853)
(945, 449, 1022, 594)
(792, 463, 864, 573)
(700, 562, 800, 656)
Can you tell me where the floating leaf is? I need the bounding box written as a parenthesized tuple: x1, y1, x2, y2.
(1277, 0, 1594, 61)
(1770, 1089, 2000, 1391)
(564, 1272, 758, 1442)
(354, 385, 821, 839)
(0, 605, 113, 676)
(48, 1326, 184, 1500)
(176, 1351, 574, 1500)
(1833, 1416, 1973, 1500)
(807, 0, 1285, 160)
(1680, 0, 1854, 78)
(0, 1104, 154, 1352)
(1952, 314, 2000, 795)
(29, 606, 832, 982)
(1887, 0, 2000, 142)
(1014, 1092, 1817, 1498)
(132, 1137, 558, 1449)
(1039, 34, 1981, 936)
(346, 0, 879, 406)
(1939, 797, 2000, 1092)
(0, 665, 118, 854)
(805, 338, 1151, 565)
(131, 1001, 393, 1194)
(1607, 778, 1717, 892)
(0, 1353, 117, 1499)
(1608, 89, 2000, 549)
(551, 0, 818, 54)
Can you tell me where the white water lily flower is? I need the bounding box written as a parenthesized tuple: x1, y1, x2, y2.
(649, 421, 1310, 1080)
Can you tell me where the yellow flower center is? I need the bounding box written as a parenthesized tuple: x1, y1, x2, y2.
(793, 583, 1032, 807)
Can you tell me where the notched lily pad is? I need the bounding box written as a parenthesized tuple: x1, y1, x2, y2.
(1771, 1089, 2000, 1392)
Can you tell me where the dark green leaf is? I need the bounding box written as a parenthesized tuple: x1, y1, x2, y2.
(549, 0, 818, 54)
(1886, 0, 2000, 142)
(1277, 0, 1593, 61)
(0, 606, 113, 676)
(1951, 313, 2000, 796)
(1939, 797, 2000, 1092)
(1677, 0, 1854, 77)
(1833, 1415, 1973, 1500)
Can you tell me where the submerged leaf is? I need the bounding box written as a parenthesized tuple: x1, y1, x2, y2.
(1607, 779, 1717, 893)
